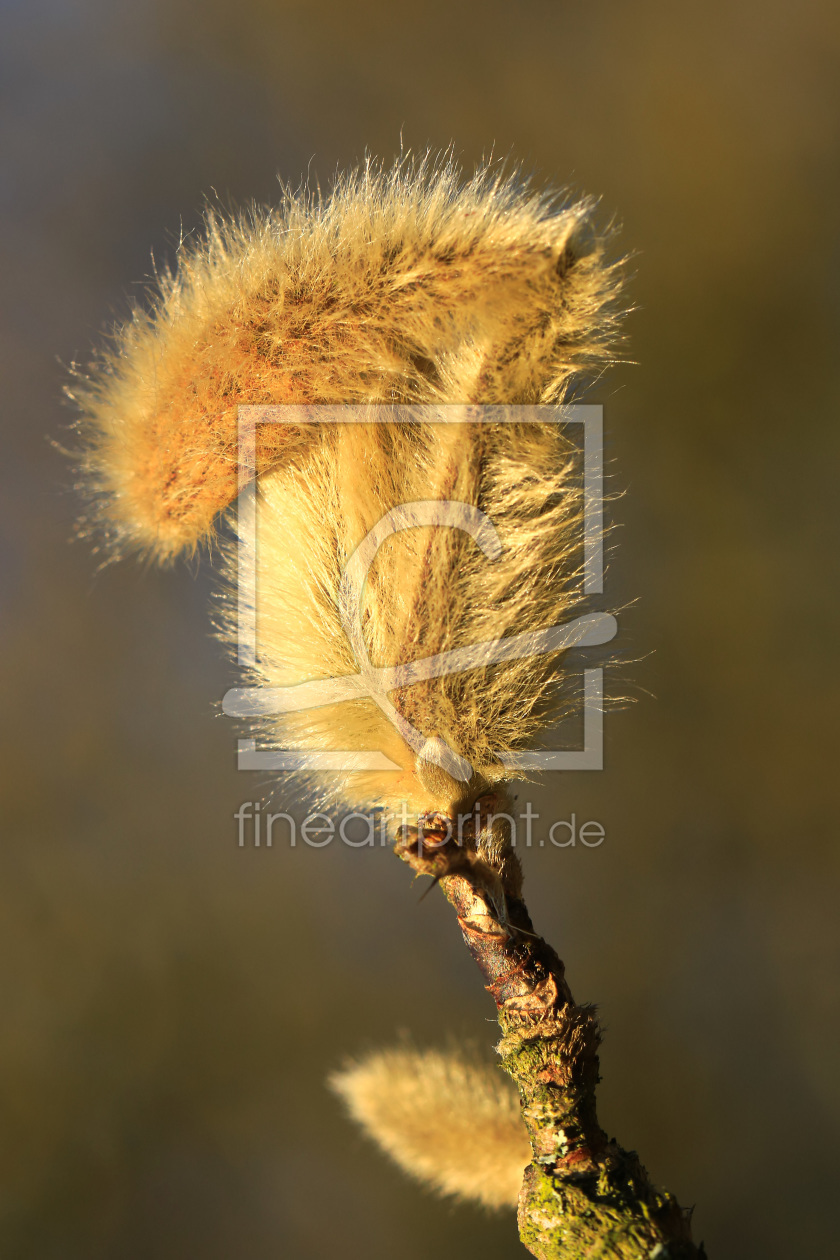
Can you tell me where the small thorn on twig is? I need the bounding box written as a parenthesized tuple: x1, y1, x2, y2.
(418, 875, 443, 903)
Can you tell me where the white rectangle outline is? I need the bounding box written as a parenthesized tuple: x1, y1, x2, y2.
(233, 404, 609, 772)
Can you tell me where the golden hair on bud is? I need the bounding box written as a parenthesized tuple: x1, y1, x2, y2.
(70, 154, 620, 565)
(233, 415, 592, 818)
(72, 154, 622, 816)
(329, 1044, 530, 1210)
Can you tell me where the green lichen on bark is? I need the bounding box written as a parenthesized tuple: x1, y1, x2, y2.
(498, 1004, 699, 1259)
(516, 1133, 699, 1259)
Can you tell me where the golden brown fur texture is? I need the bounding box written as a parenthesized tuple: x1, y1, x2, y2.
(329, 1045, 530, 1210)
(70, 155, 620, 563)
(71, 155, 623, 817)
(235, 417, 588, 818)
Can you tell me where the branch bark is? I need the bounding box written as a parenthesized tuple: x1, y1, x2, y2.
(395, 794, 705, 1260)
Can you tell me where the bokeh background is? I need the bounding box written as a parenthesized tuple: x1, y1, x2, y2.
(2, 1, 839, 1256)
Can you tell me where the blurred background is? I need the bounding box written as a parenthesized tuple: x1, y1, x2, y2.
(1, 1, 838, 1256)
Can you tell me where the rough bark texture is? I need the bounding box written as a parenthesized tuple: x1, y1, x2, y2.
(396, 794, 705, 1260)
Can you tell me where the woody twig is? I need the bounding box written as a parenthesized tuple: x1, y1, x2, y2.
(396, 796, 705, 1260)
